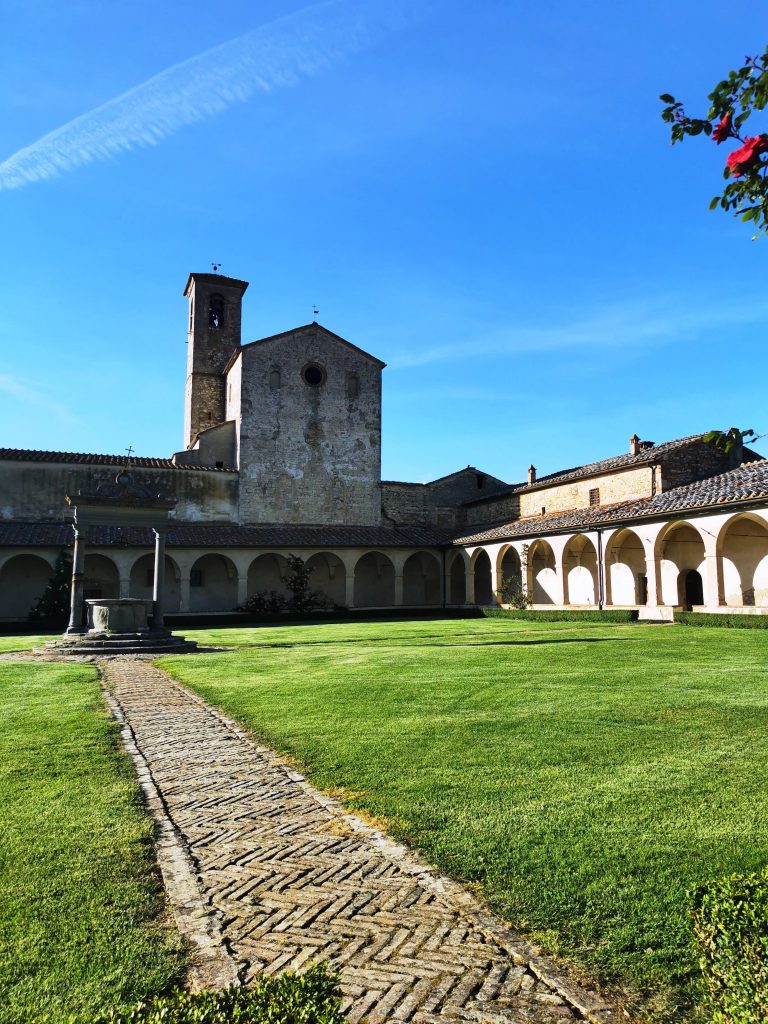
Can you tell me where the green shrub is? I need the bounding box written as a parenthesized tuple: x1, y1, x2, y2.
(676, 611, 768, 629)
(690, 869, 768, 1023)
(65, 964, 344, 1024)
(481, 607, 637, 623)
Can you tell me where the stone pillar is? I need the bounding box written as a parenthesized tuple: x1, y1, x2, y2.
(490, 560, 503, 605)
(152, 528, 167, 630)
(394, 572, 404, 607)
(179, 576, 191, 614)
(345, 570, 355, 608)
(237, 575, 248, 609)
(66, 529, 87, 634)
(645, 554, 660, 606)
(702, 535, 723, 609)
(467, 568, 476, 605)
(119, 575, 131, 599)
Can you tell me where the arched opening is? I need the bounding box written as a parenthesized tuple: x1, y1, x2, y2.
(403, 551, 441, 606)
(605, 529, 647, 605)
(497, 546, 522, 604)
(657, 522, 705, 607)
(684, 570, 704, 610)
(305, 552, 346, 607)
(563, 535, 598, 606)
(208, 293, 225, 329)
(129, 554, 181, 613)
(0, 554, 55, 619)
(719, 514, 768, 607)
(471, 549, 494, 605)
(447, 552, 467, 604)
(188, 553, 238, 612)
(354, 551, 395, 607)
(83, 554, 119, 600)
(247, 553, 289, 600)
(528, 539, 557, 604)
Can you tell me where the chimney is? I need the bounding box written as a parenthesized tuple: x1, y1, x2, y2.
(629, 434, 640, 456)
(527, 464, 536, 485)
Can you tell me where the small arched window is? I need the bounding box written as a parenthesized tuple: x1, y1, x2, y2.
(269, 368, 281, 391)
(209, 293, 225, 329)
(347, 372, 359, 400)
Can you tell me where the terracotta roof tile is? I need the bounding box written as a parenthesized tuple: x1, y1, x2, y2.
(0, 448, 235, 471)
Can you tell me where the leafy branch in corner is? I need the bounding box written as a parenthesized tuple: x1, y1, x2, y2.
(661, 47, 768, 236)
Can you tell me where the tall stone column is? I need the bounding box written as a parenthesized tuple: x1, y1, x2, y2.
(702, 534, 723, 609)
(179, 576, 191, 614)
(467, 568, 476, 605)
(394, 572, 404, 607)
(152, 528, 167, 630)
(237, 575, 248, 609)
(119, 575, 131, 599)
(66, 529, 87, 634)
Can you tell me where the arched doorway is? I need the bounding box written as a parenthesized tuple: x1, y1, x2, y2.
(354, 552, 395, 607)
(684, 570, 704, 610)
(497, 546, 522, 604)
(527, 540, 557, 604)
(447, 552, 467, 604)
(718, 514, 768, 607)
(0, 554, 55, 619)
(83, 554, 119, 600)
(247, 553, 289, 600)
(605, 529, 647, 605)
(129, 554, 181, 612)
(657, 522, 705, 607)
(562, 535, 598, 605)
(188, 553, 238, 612)
(305, 552, 346, 607)
(403, 551, 441, 605)
(471, 549, 494, 605)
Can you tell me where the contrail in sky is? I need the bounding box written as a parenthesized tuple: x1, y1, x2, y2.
(0, 0, 425, 191)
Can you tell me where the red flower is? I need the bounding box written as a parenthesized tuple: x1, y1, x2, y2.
(726, 135, 768, 177)
(712, 113, 732, 144)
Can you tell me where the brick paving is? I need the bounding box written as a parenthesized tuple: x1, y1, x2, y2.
(101, 659, 615, 1024)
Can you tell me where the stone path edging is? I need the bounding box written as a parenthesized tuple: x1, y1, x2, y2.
(99, 658, 617, 1024)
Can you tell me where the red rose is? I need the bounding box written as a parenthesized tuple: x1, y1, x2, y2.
(726, 135, 768, 177)
(712, 113, 732, 144)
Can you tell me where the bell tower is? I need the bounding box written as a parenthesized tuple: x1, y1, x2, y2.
(183, 272, 249, 448)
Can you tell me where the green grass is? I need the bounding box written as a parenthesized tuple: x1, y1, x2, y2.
(0, 633, 55, 653)
(0, 661, 184, 1023)
(161, 619, 768, 1021)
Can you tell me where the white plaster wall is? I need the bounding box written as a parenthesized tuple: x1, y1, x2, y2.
(720, 519, 768, 606)
(659, 525, 705, 606)
(0, 554, 54, 619)
(354, 552, 395, 606)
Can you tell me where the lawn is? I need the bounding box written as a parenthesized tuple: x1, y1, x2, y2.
(162, 618, 768, 1021)
(0, 660, 184, 1023)
(0, 633, 55, 653)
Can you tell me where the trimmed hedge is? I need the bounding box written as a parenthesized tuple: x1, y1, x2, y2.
(690, 869, 768, 1024)
(64, 964, 344, 1024)
(481, 607, 638, 623)
(676, 611, 768, 629)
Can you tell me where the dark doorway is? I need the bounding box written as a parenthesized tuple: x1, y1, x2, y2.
(683, 570, 704, 610)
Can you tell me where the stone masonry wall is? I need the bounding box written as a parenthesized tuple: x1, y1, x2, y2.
(660, 440, 737, 492)
(0, 460, 239, 523)
(236, 327, 382, 525)
(517, 465, 654, 518)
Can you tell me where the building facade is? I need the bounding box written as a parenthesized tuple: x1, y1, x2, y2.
(1, 272, 767, 622)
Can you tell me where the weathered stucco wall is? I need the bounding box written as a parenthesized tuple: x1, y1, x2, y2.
(0, 461, 238, 523)
(237, 327, 383, 525)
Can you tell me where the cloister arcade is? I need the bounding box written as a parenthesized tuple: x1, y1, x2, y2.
(2, 508, 768, 619)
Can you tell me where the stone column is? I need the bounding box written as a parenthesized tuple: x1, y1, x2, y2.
(467, 568, 476, 605)
(66, 529, 87, 634)
(490, 560, 503, 605)
(645, 554, 660, 606)
(345, 570, 355, 608)
(702, 534, 723, 609)
(237, 575, 248, 609)
(394, 572, 404, 607)
(152, 528, 167, 631)
(179, 576, 191, 614)
(119, 575, 131, 599)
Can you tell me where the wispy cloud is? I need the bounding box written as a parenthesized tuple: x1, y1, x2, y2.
(386, 298, 768, 369)
(0, 373, 77, 420)
(0, 0, 427, 191)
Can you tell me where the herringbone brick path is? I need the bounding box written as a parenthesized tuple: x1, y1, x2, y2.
(104, 660, 614, 1024)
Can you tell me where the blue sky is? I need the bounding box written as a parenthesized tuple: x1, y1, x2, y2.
(0, 0, 766, 484)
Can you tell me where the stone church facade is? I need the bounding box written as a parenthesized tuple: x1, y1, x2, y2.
(1, 271, 768, 622)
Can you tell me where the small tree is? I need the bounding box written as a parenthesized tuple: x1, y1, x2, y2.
(28, 549, 71, 626)
(282, 555, 332, 612)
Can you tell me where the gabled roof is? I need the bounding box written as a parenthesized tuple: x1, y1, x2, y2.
(382, 466, 508, 489)
(237, 323, 386, 369)
(0, 449, 235, 472)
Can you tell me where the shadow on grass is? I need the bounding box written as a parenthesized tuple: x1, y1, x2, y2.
(210, 634, 638, 652)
